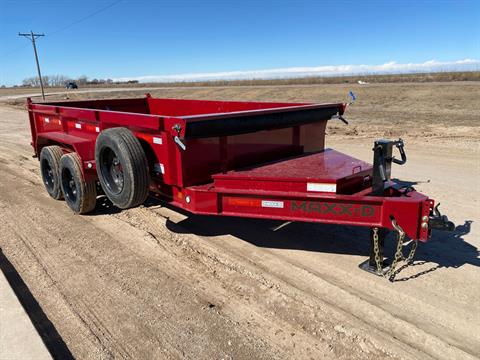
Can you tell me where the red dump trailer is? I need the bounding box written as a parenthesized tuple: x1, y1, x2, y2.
(27, 94, 454, 278)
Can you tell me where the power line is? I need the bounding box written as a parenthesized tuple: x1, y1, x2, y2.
(0, 0, 123, 61)
(19, 31, 46, 100)
(0, 44, 30, 60)
(48, 0, 124, 37)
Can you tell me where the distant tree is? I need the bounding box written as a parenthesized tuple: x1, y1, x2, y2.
(22, 78, 32, 86)
(49, 74, 69, 87)
(77, 75, 88, 85)
(42, 75, 50, 87)
(22, 74, 72, 87)
(22, 77, 39, 86)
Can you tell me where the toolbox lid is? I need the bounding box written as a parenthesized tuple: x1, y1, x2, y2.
(213, 149, 372, 194)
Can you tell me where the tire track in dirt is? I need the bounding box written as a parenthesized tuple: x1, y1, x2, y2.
(210, 216, 480, 354)
(0, 182, 138, 359)
(146, 200, 480, 355)
(0, 147, 392, 359)
(0, 166, 273, 359)
(100, 208, 395, 359)
(0, 208, 109, 359)
(113, 206, 477, 360)
(1, 103, 478, 359)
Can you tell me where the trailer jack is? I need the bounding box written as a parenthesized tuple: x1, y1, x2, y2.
(359, 217, 418, 280)
(359, 227, 390, 276)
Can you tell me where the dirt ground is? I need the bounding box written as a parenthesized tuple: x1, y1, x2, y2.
(0, 82, 479, 359)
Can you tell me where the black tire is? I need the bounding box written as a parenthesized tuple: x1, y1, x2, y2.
(39, 145, 64, 200)
(95, 127, 149, 209)
(60, 153, 97, 214)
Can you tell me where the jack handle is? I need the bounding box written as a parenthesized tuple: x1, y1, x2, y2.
(391, 138, 407, 165)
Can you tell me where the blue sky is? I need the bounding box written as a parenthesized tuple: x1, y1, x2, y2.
(0, 0, 479, 85)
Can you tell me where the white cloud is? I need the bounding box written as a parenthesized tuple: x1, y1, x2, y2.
(113, 59, 480, 83)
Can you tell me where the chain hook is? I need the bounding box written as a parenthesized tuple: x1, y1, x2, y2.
(386, 217, 418, 281)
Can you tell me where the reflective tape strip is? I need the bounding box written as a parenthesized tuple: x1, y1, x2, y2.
(153, 163, 165, 174)
(307, 182, 337, 193)
(75, 123, 82, 129)
(227, 198, 260, 207)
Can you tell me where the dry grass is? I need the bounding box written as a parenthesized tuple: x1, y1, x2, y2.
(3, 81, 479, 147)
(2, 71, 479, 92)
(135, 71, 480, 87)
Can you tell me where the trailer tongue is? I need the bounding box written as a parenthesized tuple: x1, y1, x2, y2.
(27, 94, 454, 280)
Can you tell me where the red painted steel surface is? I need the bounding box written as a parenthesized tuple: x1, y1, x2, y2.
(146, 97, 312, 117)
(28, 95, 434, 241)
(213, 149, 372, 194)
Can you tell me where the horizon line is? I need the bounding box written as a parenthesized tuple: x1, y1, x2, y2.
(112, 59, 480, 83)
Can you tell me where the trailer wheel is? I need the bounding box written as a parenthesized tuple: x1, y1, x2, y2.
(95, 128, 149, 209)
(40, 145, 64, 200)
(60, 153, 97, 214)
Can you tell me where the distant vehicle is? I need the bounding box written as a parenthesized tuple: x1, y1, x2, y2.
(65, 82, 78, 89)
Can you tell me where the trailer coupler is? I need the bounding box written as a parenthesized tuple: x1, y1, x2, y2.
(429, 204, 455, 232)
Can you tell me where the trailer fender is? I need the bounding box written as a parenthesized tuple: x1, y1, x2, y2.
(36, 132, 97, 181)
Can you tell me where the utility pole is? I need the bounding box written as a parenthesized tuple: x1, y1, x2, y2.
(19, 31, 45, 100)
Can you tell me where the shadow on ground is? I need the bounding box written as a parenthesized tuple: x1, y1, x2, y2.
(165, 208, 476, 281)
(168, 210, 474, 257)
(0, 249, 74, 359)
(93, 194, 478, 282)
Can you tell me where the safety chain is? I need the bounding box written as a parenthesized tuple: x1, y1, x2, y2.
(386, 219, 406, 279)
(372, 227, 383, 275)
(372, 218, 419, 281)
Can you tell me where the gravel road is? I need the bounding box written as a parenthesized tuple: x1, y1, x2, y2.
(0, 103, 478, 359)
